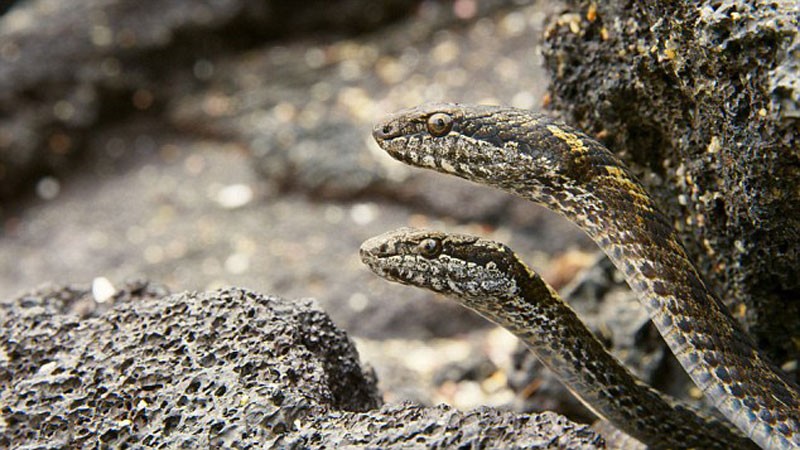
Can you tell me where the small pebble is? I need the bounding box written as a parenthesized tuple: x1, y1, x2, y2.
(92, 277, 116, 303)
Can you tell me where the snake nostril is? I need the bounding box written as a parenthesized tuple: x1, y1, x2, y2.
(378, 124, 395, 139)
(374, 123, 394, 140)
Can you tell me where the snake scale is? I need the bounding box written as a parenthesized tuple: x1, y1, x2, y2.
(370, 103, 800, 450)
(361, 227, 757, 449)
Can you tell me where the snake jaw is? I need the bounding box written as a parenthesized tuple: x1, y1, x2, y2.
(361, 228, 530, 308)
(372, 103, 508, 171)
(360, 228, 430, 287)
(373, 103, 464, 170)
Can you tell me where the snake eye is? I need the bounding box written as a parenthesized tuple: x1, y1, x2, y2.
(426, 113, 453, 137)
(418, 238, 442, 258)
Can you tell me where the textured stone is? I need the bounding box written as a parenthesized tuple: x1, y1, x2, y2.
(543, 0, 800, 370)
(283, 404, 604, 449)
(0, 282, 604, 448)
(0, 283, 380, 447)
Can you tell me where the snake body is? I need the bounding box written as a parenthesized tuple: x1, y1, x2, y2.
(360, 227, 757, 449)
(371, 103, 800, 450)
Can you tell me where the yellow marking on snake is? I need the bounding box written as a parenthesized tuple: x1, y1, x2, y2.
(548, 126, 653, 208)
(547, 124, 590, 154)
(601, 166, 652, 202)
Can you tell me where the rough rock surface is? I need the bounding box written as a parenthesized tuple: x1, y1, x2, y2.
(0, 283, 381, 447)
(542, 0, 800, 367)
(0, 283, 604, 449)
(284, 404, 604, 449)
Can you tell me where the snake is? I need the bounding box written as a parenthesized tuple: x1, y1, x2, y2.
(361, 227, 760, 449)
(369, 103, 800, 450)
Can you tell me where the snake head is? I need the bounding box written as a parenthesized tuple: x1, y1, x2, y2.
(373, 103, 518, 179)
(360, 227, 523, 303)
(372, 103, 617, 204)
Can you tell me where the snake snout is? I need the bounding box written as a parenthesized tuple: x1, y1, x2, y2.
(372, 119, 401, 141)
(372, 123, 392, 141)
(359, 235, 388, 263)
(358, 242, 375, 264)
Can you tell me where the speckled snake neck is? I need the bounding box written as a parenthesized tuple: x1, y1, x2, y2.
(361, 228, 759, 450)
(372, 103, 800, 450)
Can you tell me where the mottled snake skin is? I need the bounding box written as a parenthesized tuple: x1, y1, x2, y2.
(371, 103, 800, 450)
(361, 228, 758, 449)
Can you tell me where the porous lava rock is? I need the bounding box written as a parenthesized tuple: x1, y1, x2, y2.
(0, 282, 604, 448)
(543, 0, 800, 369)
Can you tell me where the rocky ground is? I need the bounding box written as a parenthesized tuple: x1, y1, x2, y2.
(1, 0, 797, 447)
(0, 282, 605, 448)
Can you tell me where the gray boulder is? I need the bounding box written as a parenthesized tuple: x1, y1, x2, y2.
(0, 282, 604, 448)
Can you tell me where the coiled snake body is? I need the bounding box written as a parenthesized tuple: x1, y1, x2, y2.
(371, 103, 800, 450)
